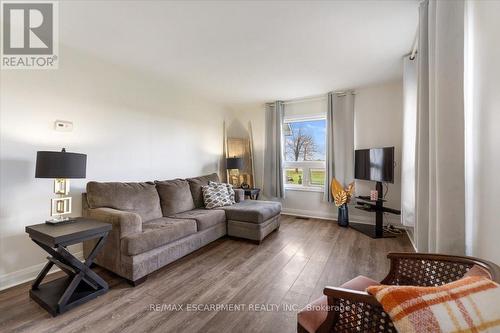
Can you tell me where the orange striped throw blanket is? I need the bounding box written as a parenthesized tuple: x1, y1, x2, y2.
(367, 276, 500, 333)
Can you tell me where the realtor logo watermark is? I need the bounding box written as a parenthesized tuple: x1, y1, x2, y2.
(1, 1, 58, 69)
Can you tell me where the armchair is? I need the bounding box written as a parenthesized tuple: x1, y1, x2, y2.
(298, 252, 500, 333)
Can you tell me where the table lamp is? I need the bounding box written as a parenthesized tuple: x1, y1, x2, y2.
(35, 148, 87, 224)
(226, 157, 243, 187)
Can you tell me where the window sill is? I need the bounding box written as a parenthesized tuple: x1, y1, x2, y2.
(285, 186, 324, 193)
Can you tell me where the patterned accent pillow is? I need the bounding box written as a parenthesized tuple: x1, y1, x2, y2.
(202, 182, 233, 209)
(209, 181, 235, 204)
(366, 276, 500, 333)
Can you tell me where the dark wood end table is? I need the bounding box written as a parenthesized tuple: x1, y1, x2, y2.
(25, 218, 111, 316)
(243, 188, 260, 200)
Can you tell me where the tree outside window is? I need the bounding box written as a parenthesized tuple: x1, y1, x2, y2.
(283, 119, 326, 188)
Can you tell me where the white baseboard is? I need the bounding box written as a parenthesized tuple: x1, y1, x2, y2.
(281, 208, 402, 226)
(0, 251, 84, 291)
(281, 208, 337, 221)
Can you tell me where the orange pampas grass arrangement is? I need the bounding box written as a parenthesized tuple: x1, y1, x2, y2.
(331, 179, 355, 206)
(331, 178, 355, 226)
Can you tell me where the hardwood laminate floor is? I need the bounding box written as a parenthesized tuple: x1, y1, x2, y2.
(0, 215, 413, 333)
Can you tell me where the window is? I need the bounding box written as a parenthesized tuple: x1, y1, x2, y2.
(309, 168, 326, 186)
(285, 168, 303, 185)
(283, 118, 326, 190)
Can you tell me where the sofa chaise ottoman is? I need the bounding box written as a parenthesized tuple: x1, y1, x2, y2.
(82, 173, 281, 285)
(222, 200, 281, 243)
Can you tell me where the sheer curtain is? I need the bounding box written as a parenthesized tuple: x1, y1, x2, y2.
(324, 91, 355, 202)
(263, 101, 285, 198)
(401, 55, 418, 227)
(414, 0, 466, 254)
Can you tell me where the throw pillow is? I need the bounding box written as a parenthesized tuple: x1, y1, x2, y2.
(202, 182, 233, 209)
(366, 276, 500, 333)
(209, 181, 235, 204)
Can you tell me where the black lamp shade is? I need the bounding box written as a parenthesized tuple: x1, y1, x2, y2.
(35, 150, 87, 179)
(226, 157, 243, 170)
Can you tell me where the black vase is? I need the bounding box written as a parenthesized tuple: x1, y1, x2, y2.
(337, 204, 349, 227)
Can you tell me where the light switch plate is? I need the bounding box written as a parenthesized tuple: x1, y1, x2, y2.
(55, 120, 73, 132)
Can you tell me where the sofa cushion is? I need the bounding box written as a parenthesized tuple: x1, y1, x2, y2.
(86, 181, 162, 222)
(297, 276, 380, 333)
(297, 295, 328, 333)
(170, 209, 226, 231)
(220, 200, 281, 223)
(186, 173, 220, 208)
(155, 179, 196, 216)
(122, 217, 197, 256)
(234, 188, 245, 203)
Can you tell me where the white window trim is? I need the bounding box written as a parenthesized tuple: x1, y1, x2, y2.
(283, 114, 326, 122)
(285, 185, 324, 193)
(283, 116, 327, 192)
(283, 161, 326, 190)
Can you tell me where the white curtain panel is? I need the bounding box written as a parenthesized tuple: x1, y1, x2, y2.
(401, 55, 418, 227)
(324, 92, 355, 202)
(263, 101, 285, 198)
(415, 0, 466, 254)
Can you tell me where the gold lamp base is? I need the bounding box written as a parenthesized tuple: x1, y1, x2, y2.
(229, 169, 241, 187)
(46, 178, 74, 225)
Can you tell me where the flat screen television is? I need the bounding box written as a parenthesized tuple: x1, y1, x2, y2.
(354, 147, 394, 183)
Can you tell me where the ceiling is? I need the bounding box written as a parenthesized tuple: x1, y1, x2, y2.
(61, 0, 419, 106)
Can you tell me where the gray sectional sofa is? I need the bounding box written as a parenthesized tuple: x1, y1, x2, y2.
(82, 173, 281, 285)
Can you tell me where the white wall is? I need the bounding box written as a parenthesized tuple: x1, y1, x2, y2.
(466, 0, 500, 264)
(354, 81, 403, 213)
(229, 80, 403, 223)
(0, 46, 230, 289)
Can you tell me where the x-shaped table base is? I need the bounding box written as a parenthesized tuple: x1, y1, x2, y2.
(29, 233, 109, 316)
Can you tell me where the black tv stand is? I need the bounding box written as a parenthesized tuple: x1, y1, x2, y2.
(351, 181, 401, 238)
